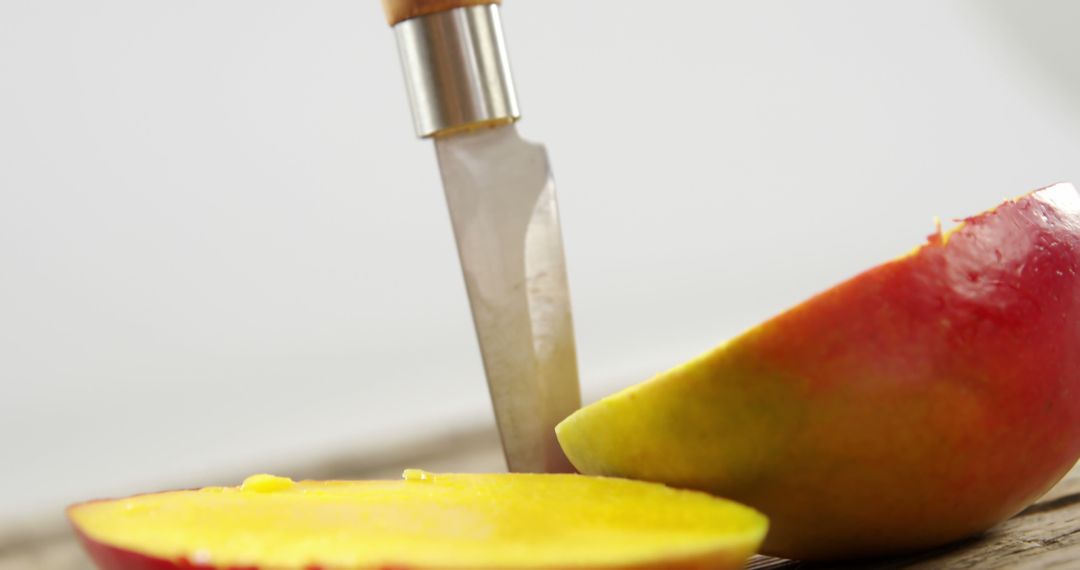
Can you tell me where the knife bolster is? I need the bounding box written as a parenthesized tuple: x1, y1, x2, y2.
(393, 4, 520, 138)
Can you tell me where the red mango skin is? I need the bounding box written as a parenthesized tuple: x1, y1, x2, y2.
(557, 183, 1080, 560)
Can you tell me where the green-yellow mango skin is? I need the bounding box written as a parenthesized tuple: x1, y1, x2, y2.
(557, 183, 1080, 560)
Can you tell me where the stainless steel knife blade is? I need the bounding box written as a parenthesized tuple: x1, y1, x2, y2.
(435, 124, 580, 473)
(387, 1, 581, 472)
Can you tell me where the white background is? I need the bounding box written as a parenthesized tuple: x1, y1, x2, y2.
(2, 0, 1079, 522)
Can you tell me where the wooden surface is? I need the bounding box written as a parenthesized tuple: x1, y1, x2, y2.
(3, 427, 1078, 570)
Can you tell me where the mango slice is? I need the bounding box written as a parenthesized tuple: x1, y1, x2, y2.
(557, 183, 1080, 560)
(69, 471, 767, 569)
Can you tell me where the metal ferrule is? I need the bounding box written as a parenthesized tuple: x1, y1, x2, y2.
(394, 5, 520, 138)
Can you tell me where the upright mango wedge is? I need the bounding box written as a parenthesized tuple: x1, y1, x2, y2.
(558, 183, 1080, 560)
(69, 471, 767, 569)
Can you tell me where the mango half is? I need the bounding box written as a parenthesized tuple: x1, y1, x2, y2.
(557, 183, 1080, 560)
(69, 471, 767, 569)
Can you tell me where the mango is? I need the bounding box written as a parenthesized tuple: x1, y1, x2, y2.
(69, 471, 767, 569)
(557, 183, 1080, 559)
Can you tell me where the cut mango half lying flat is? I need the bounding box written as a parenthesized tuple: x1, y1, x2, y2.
(69, 471, 768, 570)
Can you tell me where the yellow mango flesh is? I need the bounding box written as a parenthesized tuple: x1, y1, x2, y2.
(69, 471, 767, 569)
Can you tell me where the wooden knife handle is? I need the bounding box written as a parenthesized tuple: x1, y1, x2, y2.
(382, 0, 502, 26)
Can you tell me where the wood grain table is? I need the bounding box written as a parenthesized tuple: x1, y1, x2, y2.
(3, 427, 1077, 570)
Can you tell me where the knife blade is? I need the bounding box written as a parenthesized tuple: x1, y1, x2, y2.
(384, 0, 582, 473)
(436, 125, 580, 473)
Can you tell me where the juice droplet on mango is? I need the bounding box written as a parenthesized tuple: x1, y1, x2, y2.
(241, 474, 295, 493)
(402, 469, 436, 483)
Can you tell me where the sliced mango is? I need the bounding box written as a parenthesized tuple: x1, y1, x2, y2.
(70, 471, 767, 569)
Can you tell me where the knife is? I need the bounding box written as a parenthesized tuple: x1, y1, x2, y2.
(382, 0, 582, 473)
